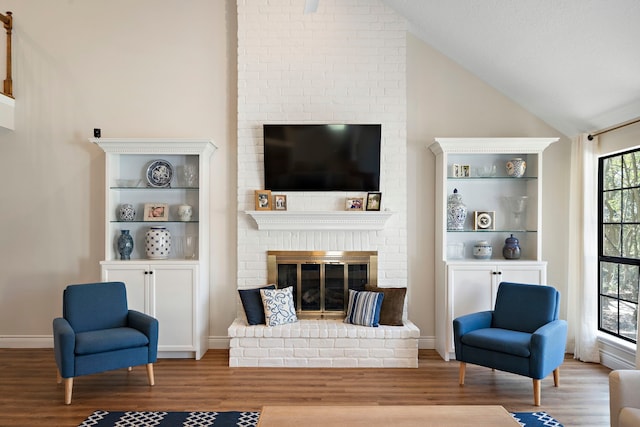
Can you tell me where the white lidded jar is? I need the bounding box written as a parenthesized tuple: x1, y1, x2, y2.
(145, 226, 171, 259)
(473, 240, 492, 260)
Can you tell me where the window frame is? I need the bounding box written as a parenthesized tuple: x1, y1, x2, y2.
(598, 147, 640, 344)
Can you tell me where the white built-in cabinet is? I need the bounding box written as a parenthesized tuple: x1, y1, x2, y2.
(93, 138, 216, 360)
(428, 137, 558, 361)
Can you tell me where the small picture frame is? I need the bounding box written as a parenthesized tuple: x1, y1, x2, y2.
(452, 164, 470, 177)
(144, 203, 169, 221)
(273, 194, 287, 211)
(255, 190, 272, 210)
(474, 211, 495, 230)
(346, 197, 364, 211)
(366, 192, 382, 211)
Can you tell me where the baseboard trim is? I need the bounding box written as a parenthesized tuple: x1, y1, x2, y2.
(0, 336, 53, 348)
(599, 336, 636, 370)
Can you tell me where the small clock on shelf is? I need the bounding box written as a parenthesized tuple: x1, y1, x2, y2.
(474, 211, 495, 230)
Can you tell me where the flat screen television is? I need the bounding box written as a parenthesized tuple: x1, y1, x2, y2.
(263, 124, 381, 191)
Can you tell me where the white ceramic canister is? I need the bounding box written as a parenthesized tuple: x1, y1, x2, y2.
(177, 204, 193, 221)
(473, 240, 492, 259)
(145, 226, 171, 259)
(506, 158, 526, 178)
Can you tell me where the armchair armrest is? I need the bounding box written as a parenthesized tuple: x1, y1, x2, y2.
(610, 370, 640, 427)
(52, 317, 75, 378)
(529, 319, 568, 378)
(453, 311, 493, 361)
(128, 310, 159, 362)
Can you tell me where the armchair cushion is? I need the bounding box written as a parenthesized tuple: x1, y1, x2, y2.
(75, 327, 149, 355)
(492, 282, 559, 333)
(460, 328, 532, 358)
(63, 282, 129, 332)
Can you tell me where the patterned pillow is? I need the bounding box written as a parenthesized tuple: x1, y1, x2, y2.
(260, 286, 298, 327)
(344, 290, 384, 327)
(238, 285, 276, 325)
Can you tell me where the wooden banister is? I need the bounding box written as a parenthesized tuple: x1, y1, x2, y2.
(0, 11, 12, 98)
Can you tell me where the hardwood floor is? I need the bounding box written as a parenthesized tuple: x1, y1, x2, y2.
(0, 349, 611, 427)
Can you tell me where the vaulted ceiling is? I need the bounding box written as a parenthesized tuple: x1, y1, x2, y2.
(382, 0, 640, 137)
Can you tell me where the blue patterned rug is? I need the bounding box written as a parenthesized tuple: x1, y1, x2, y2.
(77, 411, 260, 427)
(512, 412, 564, 426)
(78, 410, 562, 426)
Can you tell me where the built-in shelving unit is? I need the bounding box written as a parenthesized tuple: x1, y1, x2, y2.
(93, 137, 216, 360)
(428, 137, 558, 361)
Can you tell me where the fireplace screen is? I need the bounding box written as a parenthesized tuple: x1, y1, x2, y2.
(267, 251, 378, 319)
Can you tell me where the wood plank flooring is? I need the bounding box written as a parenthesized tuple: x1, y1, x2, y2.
(0, 349, 611, 427)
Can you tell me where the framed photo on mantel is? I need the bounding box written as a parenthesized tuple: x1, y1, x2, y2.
(255, 190, 272, 211)
(366, 192, 382, 211)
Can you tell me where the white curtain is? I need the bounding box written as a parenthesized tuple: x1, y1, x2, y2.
(567, 133, 600, 362)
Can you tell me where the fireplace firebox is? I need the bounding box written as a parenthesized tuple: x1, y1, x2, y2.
(267, 251, 378, 319)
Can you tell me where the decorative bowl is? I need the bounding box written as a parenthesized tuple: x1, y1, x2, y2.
(475, 165, 496, 177)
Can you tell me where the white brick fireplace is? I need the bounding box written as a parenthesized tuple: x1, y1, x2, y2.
(234, 0, 411, 367)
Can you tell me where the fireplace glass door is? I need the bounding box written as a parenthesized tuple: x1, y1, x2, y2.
(268, 251, 377, 319)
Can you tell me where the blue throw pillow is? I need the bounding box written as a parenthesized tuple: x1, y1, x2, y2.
(238, 285, 276, 325)
(260, 286, 298, 327)
(344, 289, 384, 327)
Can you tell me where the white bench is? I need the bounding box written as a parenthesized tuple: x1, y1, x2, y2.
(228, 318, 420, 368)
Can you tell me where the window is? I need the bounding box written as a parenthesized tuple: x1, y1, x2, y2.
(598, 148, 640, 343)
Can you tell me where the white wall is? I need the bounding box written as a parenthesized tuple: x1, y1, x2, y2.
(0, 0, 236, 343)
(0, 1, 574, 351)
(236, 1, 408, 294)
(406, 34, 571, 342)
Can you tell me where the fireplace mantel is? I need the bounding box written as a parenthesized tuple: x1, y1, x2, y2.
(245, 210, 394, 231)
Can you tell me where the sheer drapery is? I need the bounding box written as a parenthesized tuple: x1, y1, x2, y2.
(567, 133, 600, 362)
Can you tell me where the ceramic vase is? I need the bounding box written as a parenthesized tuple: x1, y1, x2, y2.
(506, 158, 526, 178)
(447, 188, 467, 230)
(145, 226, 171, 259)
(503, 234, 521, 259)
(118, 203, 136, 221)
(117, 230, 134, 260)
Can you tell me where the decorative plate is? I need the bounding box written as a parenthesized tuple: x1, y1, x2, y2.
(146, 159, 173, 188)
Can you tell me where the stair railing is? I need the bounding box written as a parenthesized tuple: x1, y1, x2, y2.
(0, 11, 12, 98)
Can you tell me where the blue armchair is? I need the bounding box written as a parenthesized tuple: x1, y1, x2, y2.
(52, 282, 158, 404)
(453, 282, 567, 406)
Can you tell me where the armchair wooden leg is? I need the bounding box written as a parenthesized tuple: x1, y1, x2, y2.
(128, 366, 133, 372)
(553, 367, 560, 387)
(64, 378, 73, 405)
(533, 379, 541, 406)
(56, 369, 62, 384)
(146, 363, 155, 386)
(459, 362, 466, 385)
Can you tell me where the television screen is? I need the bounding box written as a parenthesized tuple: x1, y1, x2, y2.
(264, 124, 381, 191)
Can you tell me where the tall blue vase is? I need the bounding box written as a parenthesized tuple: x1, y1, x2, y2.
(117, 230, 134, 260)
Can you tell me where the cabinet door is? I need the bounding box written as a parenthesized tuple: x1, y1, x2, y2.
(152, 265, 196, 351)
(102, 264, 148, 313)
(448, 264, 496, 322)
(497, 263, 546, 285)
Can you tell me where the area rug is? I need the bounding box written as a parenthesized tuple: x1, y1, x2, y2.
(78, 410, 562, 427)
(77, 410, 260, 427)
(512, 411, 564, 427)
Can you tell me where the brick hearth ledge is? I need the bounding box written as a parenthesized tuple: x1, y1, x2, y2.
(228, 318, 420, 368)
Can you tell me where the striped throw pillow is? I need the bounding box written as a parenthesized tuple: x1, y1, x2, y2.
(344, 290, 384, 327)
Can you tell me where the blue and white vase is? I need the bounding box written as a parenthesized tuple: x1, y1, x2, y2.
(447, 188, 467, 230)
(118, 203, 136, 221)
(473, 240, 492, 260)
(117, 230, 134, 260)
(145, 226, 171, 259)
